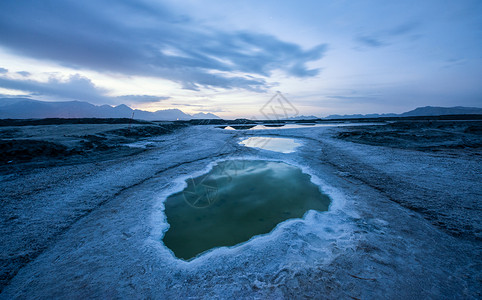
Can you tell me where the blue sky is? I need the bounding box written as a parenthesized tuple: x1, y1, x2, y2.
(0, 0, 480, 118)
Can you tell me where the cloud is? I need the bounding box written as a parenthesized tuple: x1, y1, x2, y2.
(0, 67, 7, 74)
(170, 103, 204, 107)
(17, 71, 31, 77)
(322, 93, 383, 105)
(0, 74, 171, 105)
(0, 74, 111, 103)
(355, 21, 420, 48)
(387, 21, 420, 37)
(0, 0, 327, 91)
(116, 95, 170, 103)
(326, 95, 373, 100)
(0, 93, 31, 98)
(195, 107, 226, 113)
(356, 36, 386, 48)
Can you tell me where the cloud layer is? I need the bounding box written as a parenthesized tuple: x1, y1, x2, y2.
(0, 73, 168, 104)
(355, 21, 420, 48)
(0, 0, 327, 91)
(0, 74, 110, 103)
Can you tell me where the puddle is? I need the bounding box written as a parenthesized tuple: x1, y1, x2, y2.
(224, 125, 256, 130)
(125, 141, 157, 148)
(239, 136, 301, 153)
(224, 123, 384, 130)
(162, 160, 331, 260)
(263, 124, 285, 128)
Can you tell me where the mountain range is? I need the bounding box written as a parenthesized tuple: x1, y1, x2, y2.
(0, 98, 220, 120)
(325, 106, 482, 119)
(1, 98, 481, 120)
(285, 115, 319, 120)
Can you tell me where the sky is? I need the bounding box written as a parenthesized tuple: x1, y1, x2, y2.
(0, 0, 481, 118)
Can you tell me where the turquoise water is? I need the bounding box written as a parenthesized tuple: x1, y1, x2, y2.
(162, 160, 331, 260)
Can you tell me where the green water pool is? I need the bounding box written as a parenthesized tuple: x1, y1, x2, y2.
(162, 160, 331, 260)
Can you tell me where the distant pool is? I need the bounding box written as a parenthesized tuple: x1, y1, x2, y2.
(239, 136, 302, 153)
(224, 122, 383, 130)
(162, 160, 331, 260)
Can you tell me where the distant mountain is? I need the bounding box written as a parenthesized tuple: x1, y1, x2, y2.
(400, 106, 482, 117)
(191, 112, 221, 119)
(326, 106, 482, 119)
(284, 115, 319, 120)
(325, 113, 398, 119)
(133, 108, 192, 121)
(0, 98, 220, 120)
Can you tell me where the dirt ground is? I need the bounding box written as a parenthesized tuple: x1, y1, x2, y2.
(0, 121, 187, 171)
(335, 120, 482, 153)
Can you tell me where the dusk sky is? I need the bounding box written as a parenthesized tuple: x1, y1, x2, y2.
(0, 0, 481, 118)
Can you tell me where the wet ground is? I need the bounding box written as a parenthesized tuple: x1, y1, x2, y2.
(336, 120, 482, 152)
(0, 119, 480, 298)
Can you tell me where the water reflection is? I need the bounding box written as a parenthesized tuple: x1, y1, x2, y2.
(162, 160, 330, 260)
(224, 123, 383, 130)
(239, 136, 301, 153)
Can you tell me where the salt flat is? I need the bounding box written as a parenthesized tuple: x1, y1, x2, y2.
(0, 122, 480, 299)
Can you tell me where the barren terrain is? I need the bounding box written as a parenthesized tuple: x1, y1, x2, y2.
(0, 119, 480, 299)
